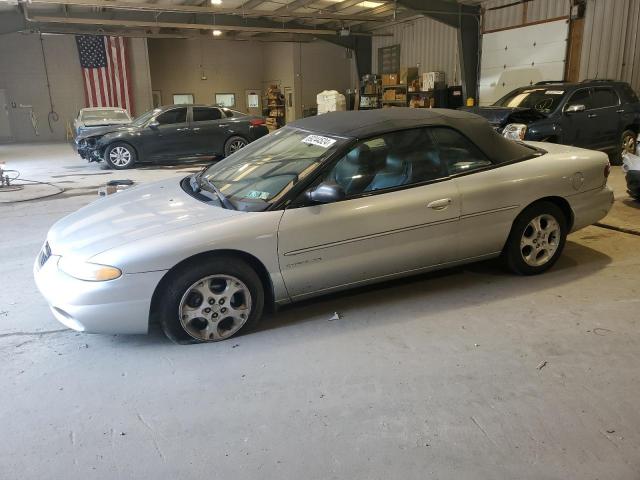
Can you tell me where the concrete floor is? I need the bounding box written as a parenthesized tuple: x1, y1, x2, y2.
(1, 143, 639, 480)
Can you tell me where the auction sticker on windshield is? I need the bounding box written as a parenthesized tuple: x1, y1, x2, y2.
(301, 134, 337, 148)
(545, 90, 565, 95)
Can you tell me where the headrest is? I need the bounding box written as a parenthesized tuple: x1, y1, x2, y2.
(345, 144, 372, 166)
(385, 154, 407, 173)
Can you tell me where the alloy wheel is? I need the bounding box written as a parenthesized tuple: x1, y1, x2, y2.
(520, 214, 561, 267)
(109, 146, 132, 167)
(229, 140, 246, 154)
(622, 132, 636, 155)
(178, 274, 252, 341)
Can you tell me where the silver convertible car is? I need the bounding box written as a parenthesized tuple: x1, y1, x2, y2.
(35, 109, 614, 343)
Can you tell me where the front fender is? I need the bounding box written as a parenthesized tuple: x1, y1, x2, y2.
(526, 121, 562, 142)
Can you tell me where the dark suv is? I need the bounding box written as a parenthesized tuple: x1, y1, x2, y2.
(466, 80, 640, 164)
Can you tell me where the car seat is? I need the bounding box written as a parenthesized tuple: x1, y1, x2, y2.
(333, 144, 380, 195)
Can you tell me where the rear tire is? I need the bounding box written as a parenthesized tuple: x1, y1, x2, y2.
(503, 201, 567, 275)
(158, 256, 264, 344)
(105, 142, 137, 169)
(612, 129, 637, 166)
(224, 136, 248, 157)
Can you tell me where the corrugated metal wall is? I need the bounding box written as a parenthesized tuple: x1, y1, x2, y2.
(480, 0, 640, 93)
(371, 16, 461, 85)
(580, 0, 640, 92)
(482, 0, 571, 31)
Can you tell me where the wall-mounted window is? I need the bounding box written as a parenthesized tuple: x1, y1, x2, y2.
(247, 92, 260, 108)
(215, 93, 235, 108)
(173, 93, 194, 105)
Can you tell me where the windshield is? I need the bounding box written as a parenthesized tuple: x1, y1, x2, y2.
(494, 87, 567, 113)
(199, 127, 348, 211)
(131, 108, 161, 127)
(81, 109, 130, 122)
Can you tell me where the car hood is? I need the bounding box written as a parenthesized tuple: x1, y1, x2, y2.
(76, 124, 135, 140)
(80, 119, 131, 128)
(460, 106, 547, 127)
(47, 177, 243, 260)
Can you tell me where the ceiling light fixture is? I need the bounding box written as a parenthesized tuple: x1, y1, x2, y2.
(211, 0, 222, 4)
(212, 29, 222, 36)
(359, 1, 383, 7)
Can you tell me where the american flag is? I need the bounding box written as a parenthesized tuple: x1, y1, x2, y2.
(75, 35, 134, 114)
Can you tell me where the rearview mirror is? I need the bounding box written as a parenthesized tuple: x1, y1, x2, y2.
(148, 121, 160, 130)
(565, 104, 585, 114)
(306, 182, 345, 204)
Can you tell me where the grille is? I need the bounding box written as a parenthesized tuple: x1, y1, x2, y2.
(39, 242, 52, 268)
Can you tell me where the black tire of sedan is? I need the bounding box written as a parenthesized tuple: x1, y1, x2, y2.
(159, 256, 264, 344)
(613, 129, 638, 166)
(224, 136, 247, 157)
(503, 201, 568, 275)
(105, 142, 137, 169)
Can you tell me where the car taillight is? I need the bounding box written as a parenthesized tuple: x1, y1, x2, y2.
(604, 162, 611, 178)
(250, 118, 265, 126)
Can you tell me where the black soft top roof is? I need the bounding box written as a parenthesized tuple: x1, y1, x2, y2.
(288, 108, 534, 164)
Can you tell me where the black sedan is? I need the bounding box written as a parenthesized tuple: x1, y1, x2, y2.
(75, 105, 269, 169)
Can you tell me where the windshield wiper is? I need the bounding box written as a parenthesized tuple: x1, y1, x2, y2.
(197, 175, 236, 210)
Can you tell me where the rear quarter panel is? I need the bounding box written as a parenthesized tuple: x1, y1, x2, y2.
(455, 142, 611, 258)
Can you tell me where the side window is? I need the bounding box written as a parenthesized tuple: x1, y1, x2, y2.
(155, 108, 187, 125)
(430, 127, 492, 175)
(620, 84, 639, 103)
(193, 107, 222, 122)
(591, 87, 620, 109)
(566, 89, 593, 110)
(322, 128, 447, 197)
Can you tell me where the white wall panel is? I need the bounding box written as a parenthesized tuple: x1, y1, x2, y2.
(480, 19, 569, 105)
(482, 0, 570, 31)
(371, 16, 460, 85)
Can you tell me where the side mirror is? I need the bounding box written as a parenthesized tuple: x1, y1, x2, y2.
(565, 104, 585, 114)
(148, 121, 160, 130)
(306, 182, 346, 204)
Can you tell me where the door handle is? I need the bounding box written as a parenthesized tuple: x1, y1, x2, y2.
(427, 198, 452, 210)
(587, 114, 598, 119)
(617, 109, 625, 113)
(192, 127, 201, 131)
(176, 127, 190, 131)
(218, 124, 229, 128)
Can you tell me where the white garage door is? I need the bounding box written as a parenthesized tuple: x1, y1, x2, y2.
(479, 19, 570, 106)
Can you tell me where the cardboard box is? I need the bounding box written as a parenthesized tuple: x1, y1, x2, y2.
(382, 73, 399, 86)
(400, 67, 418, 86)
(421, 71, 446, 91)
(395, 93, 407, 102)
(383, 89, 397, 100)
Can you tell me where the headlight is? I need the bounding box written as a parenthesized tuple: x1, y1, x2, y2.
(58, 257, 122, 281)
(503, 123, 527, 140)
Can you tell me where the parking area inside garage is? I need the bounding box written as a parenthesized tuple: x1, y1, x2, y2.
(1, 1, 640, 479)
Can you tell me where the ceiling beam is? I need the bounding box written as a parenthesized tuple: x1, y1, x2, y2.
(24, 0, 389, 22)
(26, 13, 390, 36)
(239, 0, 265, 9)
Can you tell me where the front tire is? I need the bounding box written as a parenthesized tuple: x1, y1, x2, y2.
(503, 201, 567, 275)
(224, 136, 247, 157)
(105, 142, 137, 169)
(158, 256, 264, 344)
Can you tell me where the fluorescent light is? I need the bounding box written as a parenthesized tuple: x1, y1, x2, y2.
(212, 29, 222, 36)
(359, 1, 383, 7)
(211, 0, 222, 4)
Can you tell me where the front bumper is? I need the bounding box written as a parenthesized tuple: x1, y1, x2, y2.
(75, 139, 104, 162)
(34, 250, 167, 334)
